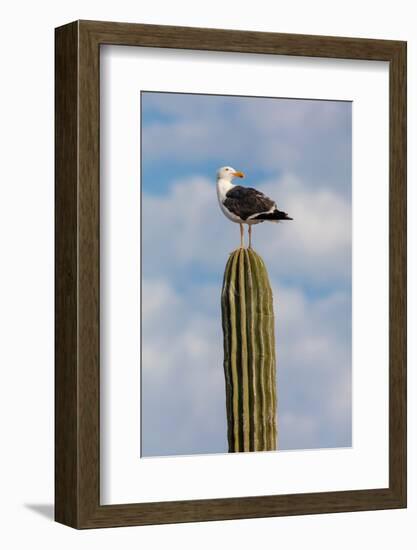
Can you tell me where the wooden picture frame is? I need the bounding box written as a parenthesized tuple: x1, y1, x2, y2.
(55, 20, 407, 529)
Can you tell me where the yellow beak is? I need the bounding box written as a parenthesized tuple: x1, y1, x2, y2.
(233, 171, 245, 178)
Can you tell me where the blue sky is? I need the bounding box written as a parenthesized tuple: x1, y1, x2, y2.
(141, 91, 352, 457)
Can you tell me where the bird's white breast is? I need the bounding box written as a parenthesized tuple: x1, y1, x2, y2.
(216, 179, 242, 223)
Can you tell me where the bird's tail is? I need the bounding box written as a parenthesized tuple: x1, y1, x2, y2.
(253, 209, 293, 221)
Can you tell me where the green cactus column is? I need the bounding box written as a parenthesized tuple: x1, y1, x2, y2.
(221, 248, 277, 452)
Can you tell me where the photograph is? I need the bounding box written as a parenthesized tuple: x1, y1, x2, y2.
(140, 91, 352, 457)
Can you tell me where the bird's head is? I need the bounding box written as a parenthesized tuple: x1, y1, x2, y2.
(217, 166, 245, 182)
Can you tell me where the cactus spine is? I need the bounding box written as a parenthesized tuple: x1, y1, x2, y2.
(221, 248, 277, 452)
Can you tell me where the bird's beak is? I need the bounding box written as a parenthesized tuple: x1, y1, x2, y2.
(233, 171, 245, 178)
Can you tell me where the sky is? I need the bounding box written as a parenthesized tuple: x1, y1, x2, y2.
(140, 91, 352, 457)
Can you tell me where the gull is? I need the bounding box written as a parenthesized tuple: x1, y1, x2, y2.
(216, 166, 293, 248)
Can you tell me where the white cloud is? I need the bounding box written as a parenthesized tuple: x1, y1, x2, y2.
(279, 413, 317, 449)
(142, 276, 227, 455)
(142, 279, 181, 320)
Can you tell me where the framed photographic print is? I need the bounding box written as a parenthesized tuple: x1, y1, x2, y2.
(55, 20, 407, 528)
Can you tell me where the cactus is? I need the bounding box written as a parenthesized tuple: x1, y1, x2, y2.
(221, 248, 277, 452)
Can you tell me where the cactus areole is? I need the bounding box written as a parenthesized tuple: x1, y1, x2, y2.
(221, 248, 277, 452)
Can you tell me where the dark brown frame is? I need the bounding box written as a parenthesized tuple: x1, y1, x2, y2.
(55, 20, 407, 529)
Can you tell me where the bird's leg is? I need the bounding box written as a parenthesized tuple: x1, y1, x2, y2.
(240, 223, 244, 248)
(248, 225, 252, 249)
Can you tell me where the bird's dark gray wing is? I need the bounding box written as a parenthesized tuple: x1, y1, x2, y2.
(223, 186, 275, 220)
